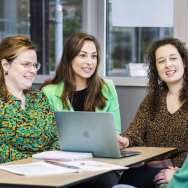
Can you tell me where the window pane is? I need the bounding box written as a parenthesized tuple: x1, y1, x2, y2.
(0, 0, 29, 38)
(0, 0, 83, 75)
(49, 0, 83, 73)
(106, 0, 173, 77)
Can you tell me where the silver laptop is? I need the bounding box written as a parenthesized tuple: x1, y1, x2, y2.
(55, 111, 140, 158)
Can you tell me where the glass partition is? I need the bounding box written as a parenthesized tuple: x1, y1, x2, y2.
(106, 0, 174, 77)
(0, 0, 83, 74)
(0, 0, 29, 38)
(49, 0, 83, 72)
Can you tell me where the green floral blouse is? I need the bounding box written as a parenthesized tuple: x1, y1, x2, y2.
(0, 90, 60, 163)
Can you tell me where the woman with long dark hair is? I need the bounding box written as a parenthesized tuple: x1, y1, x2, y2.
(41, 32, 121, 133)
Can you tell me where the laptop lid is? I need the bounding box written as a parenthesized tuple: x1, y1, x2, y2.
(55, 111, 122, 158)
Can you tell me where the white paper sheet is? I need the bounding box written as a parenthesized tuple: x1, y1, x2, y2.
(32, 150, 93, 161)
(62, 160, 128, 171)
(0, 161, 77, 176)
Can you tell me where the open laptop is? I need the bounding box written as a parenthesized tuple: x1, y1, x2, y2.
(55, 111, 141, 158)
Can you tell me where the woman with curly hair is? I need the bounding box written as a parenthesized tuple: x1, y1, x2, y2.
(117, 38, 188, 188)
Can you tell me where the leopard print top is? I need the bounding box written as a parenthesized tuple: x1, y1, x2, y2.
(123, 93, 188, 167)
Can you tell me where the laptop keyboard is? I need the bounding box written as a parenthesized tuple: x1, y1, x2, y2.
(120, 150, 141, 157)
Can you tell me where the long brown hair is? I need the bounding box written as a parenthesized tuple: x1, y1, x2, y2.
(145, 37, 188, 115)
(0, 35, 36, 99)
(42, 32, 106, 111)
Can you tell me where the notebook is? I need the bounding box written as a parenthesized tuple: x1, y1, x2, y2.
(55, 111, 141, 158)
(32, 150, 93, 161)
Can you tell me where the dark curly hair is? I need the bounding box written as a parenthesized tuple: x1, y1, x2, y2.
(145, 37, 188, 115)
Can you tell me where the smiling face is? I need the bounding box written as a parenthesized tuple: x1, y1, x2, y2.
(72, 40, 98, 86)
(2, 49, 38, 92)
(155, 44, 184, 87)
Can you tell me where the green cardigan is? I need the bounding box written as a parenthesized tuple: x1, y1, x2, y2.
(159, 155, 188, 188)
(166, 155, 188, 188)
(42, 79, 121, 133)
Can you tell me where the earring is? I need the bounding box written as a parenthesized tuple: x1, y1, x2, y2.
(5, 71, 8, 75)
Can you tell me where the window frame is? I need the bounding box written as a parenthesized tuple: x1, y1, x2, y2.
(95, 0, 188, 86)
(35, 0, 188, 87)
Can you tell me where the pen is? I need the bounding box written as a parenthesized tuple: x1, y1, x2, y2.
(45, 160, 80, 170)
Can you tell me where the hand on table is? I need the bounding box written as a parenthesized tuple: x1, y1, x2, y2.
(117, 135, 129, 149)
